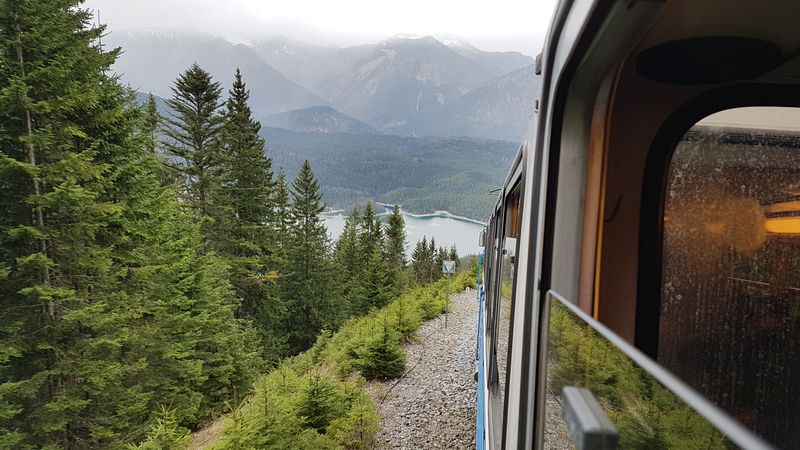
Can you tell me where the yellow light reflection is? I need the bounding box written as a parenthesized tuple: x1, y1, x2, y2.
(766, 200, 800, 214)
(765, 217, 800, 234)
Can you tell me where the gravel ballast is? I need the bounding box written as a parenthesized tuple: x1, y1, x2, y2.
(373, 289, 478, 449)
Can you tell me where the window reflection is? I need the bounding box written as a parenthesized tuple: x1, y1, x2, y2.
(659, 107, 800, 447)
(544, 298, 730, 449)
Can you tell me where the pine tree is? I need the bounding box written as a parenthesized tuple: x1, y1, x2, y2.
(334, 207, 364, 317)
(273, 168, 292, 262)
(359, 201, 383, 259)
(384, 205, 406, 269)
(362, 249, 392, 310)
(428, 237, 439, 282)
(448, 244, 459, 270)
(437, 245, 448, 274)
(0, 3, 137, 446)
(412, 237, 430, 283)
(143, 93, 160, 153)
(161, 63, 224, 223)
(0, 4, 261, 447)
(284, 161, 331, 353)
(383, 204, 407, 298)
(214, 69, 284, 358)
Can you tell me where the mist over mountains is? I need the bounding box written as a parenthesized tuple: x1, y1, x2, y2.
(109, 29, 539, 142)
(114, 29, 541, 218)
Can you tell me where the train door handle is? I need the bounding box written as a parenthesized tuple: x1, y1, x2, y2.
(561, 387, 619, 450)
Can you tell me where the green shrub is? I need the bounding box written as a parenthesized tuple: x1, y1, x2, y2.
(298, 376, 348, 432)
(327, 395, 380, 450)
(354, 317, 406, 379)
(128, 407, 191, 450)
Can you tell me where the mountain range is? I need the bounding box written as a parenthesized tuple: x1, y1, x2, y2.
(109, 29, 324, 118)
(111, 29, 539, 142)
(116, 29, 541, 218)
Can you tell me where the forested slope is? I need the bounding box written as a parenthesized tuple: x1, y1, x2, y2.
(206, 271, 477, 449)
(264, 128, 518, 219)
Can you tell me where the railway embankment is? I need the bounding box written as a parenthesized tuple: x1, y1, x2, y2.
(372, 289, 478, 449)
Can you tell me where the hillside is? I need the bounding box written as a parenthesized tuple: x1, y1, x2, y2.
(437, 64, 540, 142)
(263, 127, 518, 219)
(263, 105, 377, 134)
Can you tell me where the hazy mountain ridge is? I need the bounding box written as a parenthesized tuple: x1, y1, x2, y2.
(108, 29, 325, 118)
(318, 35, 510, 135)
(111, 28, 538, 141)
(263, 106, 377, 134)
(248, 36, 372, 94)
(436, 64, 540, 142)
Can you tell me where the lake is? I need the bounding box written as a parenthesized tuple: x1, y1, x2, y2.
(323, 210, 486, 256)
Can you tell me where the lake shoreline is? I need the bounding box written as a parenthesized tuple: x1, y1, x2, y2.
(324, 203, 487, 226)
(323, 207, 485, 255)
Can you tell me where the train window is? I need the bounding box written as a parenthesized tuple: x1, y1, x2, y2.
(658, 106, 800, 447)
(543, 292, 758, 449)
(488, 182, 521, 444)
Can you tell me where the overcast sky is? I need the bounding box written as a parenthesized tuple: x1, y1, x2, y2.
(83, 0, 556, 56)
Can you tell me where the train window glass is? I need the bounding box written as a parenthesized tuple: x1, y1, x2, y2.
(488, 183, 521, 441)
(658, 106, 800, 447)
(544, 293, 746, 449)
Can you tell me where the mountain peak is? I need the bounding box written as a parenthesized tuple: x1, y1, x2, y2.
(433, 34, 476, 50)
(388, 33, 428, 40)
(382, 34, 442, 47)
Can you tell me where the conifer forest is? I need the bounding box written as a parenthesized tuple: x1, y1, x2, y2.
(0, 2, 474, 448)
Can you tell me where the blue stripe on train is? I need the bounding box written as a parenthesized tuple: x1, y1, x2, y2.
(476, 252, 487, 450)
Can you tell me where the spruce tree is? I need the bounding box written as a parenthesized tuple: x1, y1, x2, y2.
(161, 63, 224, 223)
(384, 205, 407, 269)
(334, 207, 364, 317)
(273, 168, 292, 262)
(412, 237, 429, 283)
(0, 3, 261, 447)
(449, 245, 459, 270)
(362, 249, 392, 310)
(359, 201, 383, 259)
(215, 69, 284, 358)
(357, 316, 405, 379)
(428, 237, 439, 282)
(143, 93, 160, 153)
(141, 93, 172, 185)
(383, 205, 406, 297)
(437, 245, 448, 274)
(0, 3, 136, 446)
(284, 161, 331, 353)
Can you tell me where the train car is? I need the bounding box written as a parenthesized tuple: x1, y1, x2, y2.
(476, 1, 800, 448)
